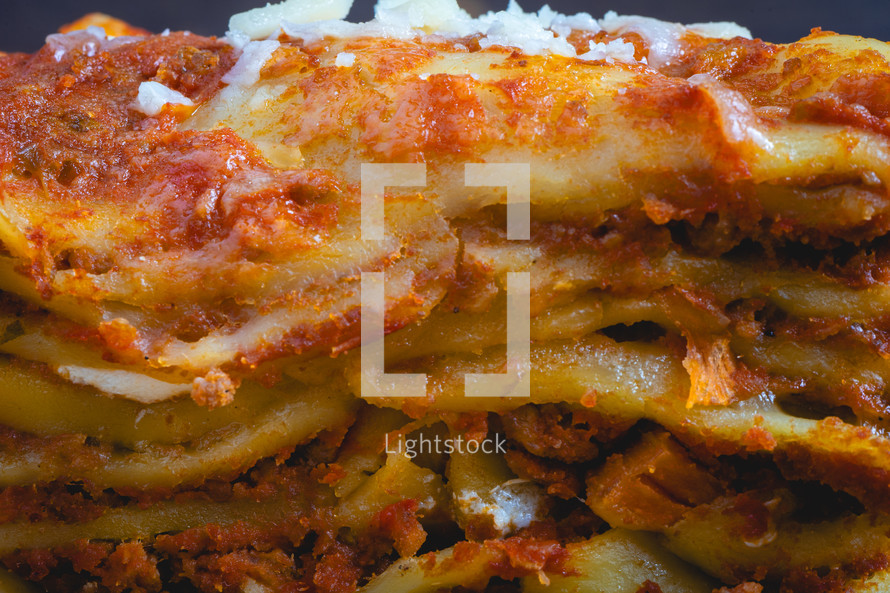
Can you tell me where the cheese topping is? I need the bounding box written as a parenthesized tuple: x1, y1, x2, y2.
(227, 0, 751, 67)
(133, 81, 195, 116)
(228, 0, 353, 41)
(599, 11, 751, 67)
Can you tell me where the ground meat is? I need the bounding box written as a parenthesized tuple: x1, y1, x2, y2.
(309, 537, 362, 593)
(780, 553, 888, 593)
(501, 404, 632, 463)
(4, 541, 160, 593)
(96, 543, 161, 593)
(374, 499, 427, 557)
(0, 481, 113, 523)
(172, 548, 297, 593)
(503, 447, 583, 499)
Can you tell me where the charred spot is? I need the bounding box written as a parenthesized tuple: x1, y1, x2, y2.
(599, 321, 666, 343)
(61, 110, 95, 133)
(786, 480, 865, 523)
(56, 159, 81, 186)
(0, 320, 24, 344)
(11, 144, 38, 178)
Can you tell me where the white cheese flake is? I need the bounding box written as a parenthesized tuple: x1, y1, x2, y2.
(578, 38, 638, 64)
(133, 81, 194, 116)
(473, 1, 577, 57)
(687, 21, 752, 41)
(376, 0, 470, 30)
(84, 25, 108, 40)
(334, 51, 356, 67)
(599, 11, 686, 68)
(456, 481, 545, 536)
(58, 365, 191, 404)
(229, 0, 353, 40)
(46, 25, 131, 63)
(222, 39, 281, 87)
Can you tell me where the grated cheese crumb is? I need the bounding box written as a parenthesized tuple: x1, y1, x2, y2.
(334, 51, 356, 67)
(133, 81, 194, 116)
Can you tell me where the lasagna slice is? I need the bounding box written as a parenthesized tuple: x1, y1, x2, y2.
(1, 1, 890, 591)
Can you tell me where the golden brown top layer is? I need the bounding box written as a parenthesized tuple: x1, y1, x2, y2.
(2, 16, 890, 397)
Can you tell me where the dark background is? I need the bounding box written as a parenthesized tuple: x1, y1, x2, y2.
(1, 0, 887, 53)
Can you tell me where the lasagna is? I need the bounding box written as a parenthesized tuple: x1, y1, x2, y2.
(1, 0, 890, 591)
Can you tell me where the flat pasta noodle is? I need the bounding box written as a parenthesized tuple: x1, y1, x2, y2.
(523, 529, 715, 593)
(347, 334, 890, 506)
(0, 356, 309, 447)
(359, 529, 713, 593)
(0, 384, 356, 489)
(335, 450, 448, 532)
(0, 495, 304, 556)
(662, 497, 890, 582)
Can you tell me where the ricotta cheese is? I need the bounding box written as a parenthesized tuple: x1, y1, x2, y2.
(456, 480, 546, 536)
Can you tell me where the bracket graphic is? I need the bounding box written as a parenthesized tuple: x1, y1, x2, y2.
(359, 162, 530, 399)
(359, 163, 428, 398)
(463, 164, 530, 398)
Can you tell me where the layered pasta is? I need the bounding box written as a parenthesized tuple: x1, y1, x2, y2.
(2, 1, 890, 591)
